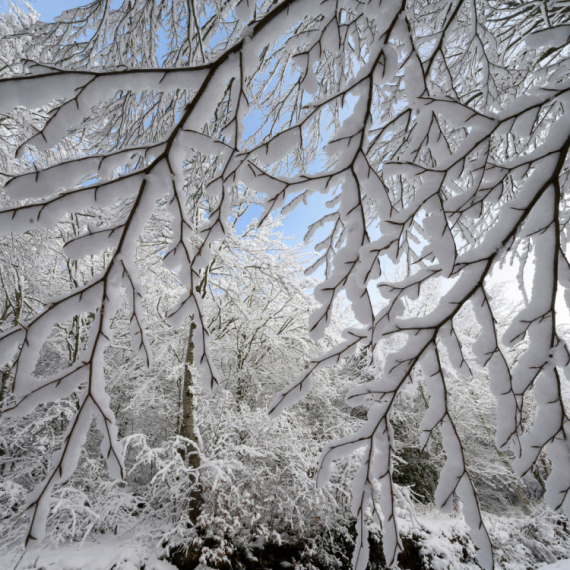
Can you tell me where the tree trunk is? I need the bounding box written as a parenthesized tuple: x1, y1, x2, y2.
(178, 321, 202, 525)
(0, 365, 10, 407)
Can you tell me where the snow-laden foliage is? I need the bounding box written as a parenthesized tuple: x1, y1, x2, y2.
(2, 0, 570, 568)
(1, 218, 361, 568)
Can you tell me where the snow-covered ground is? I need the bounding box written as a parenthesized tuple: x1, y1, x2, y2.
(0, 538, 177, 570)
(0, 512, 568, 570)
(1, 538, 568, 570)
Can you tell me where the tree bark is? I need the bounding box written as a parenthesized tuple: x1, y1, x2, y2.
(178, 321, 202, 525)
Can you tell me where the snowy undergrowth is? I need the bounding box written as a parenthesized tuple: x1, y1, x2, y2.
(401, 505, 570, 570)
(1, 504, 568, 570)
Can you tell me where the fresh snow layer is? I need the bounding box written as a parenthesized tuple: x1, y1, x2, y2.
(0, 509, 568, 570)
(540, 562, 570, 570)
(0, 538, 177, 570)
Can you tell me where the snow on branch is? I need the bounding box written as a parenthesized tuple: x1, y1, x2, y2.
(2, 0, 570, 568)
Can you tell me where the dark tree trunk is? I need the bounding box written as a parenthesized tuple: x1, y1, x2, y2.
(178, 321, 202, 525)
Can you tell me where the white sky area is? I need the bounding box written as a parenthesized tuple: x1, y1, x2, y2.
(490, 254, 570, 327)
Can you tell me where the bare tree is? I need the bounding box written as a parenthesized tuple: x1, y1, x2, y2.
(1, 0, 570, 568)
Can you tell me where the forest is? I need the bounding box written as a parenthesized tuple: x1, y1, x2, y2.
(1, 0, 570, 569)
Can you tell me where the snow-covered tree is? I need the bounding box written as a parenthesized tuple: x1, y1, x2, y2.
(2, 1, 570, 568)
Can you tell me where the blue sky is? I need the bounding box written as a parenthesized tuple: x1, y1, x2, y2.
(4, 0, 332, 253)
(25, 0, 81, 21)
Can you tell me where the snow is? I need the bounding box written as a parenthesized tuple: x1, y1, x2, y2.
(184, 56, 238, 132)
(5, 281, 103, 398)
(0, 538, 177, 570)
(0, 174, 143, 237)
(526, 25, 570, 49)
(257, 127, 301, 164)
(2, 2, 570, 569)
(9, 68, 206, 155)
(235, 0, 255, 22)
(5, 158, 100, 200)
(63, 226, 124, 260)
(540, 561, 570, 570)
(27, 397, 95, 544)
(2, 364, 89, 419)
(0, 73, 91, 115)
